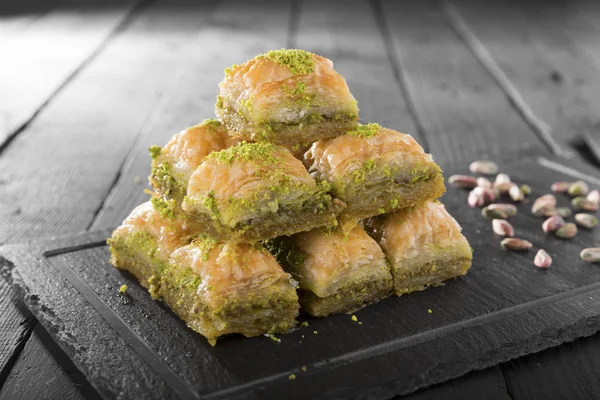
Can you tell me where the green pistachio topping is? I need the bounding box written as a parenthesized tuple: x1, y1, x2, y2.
(149, 145, 162, 160)
(151, 197, 176, 219)
(201, 118, 222, 132)
(207, 142, 282, 166)
(346, 123, 382, 138)
(258, 49, 315, 75)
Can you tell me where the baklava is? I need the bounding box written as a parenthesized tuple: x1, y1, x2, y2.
(148, 119, 235, 216)
(365, 200, 472, 295)
(108, 202, 194, 298)
(305, 123, 445, 225)
(182, 141, 344, 242)
(265, 225, 392, 316)
(163, 239, 299, 345)
(215, 49, 359, 147)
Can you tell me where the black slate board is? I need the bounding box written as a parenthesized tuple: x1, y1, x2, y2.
(4, 154, 600, 400)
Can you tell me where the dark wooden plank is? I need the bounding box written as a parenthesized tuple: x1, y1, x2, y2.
(7, 154, 600, 398)
(91, 0, 293, 229)
(378, 0, 554, 166)
(400, 367, 510, 400)
(501, 333, 600, 400)
(295, 0, 419, 144)
(0, 0, 223, 394)
(0, 0, 138, 149)
(0, 324, 101, 400)
(446, 0, 600, 155)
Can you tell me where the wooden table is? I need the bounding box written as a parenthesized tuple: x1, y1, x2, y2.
(2, 0, 600, 398)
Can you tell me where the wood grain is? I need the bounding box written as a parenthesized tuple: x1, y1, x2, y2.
(295, 0, 420, 145)
(448, 0, 600, 154)
(379, 0, 550, 167)
(0, 0, 138, 149)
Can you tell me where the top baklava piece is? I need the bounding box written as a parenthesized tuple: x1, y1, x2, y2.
(148, 119, 236, 216)
(305, 123, 445, 225)
(182, 141, 344, 242)
(215, 49, 359, 148)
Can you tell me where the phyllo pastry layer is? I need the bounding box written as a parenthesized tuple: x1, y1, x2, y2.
(215, 49, 359, 147)
(148, 119, 235, 216)
(165, 239, 299, 345)
(265, 225, 392, 317)
(365, 200, 472, 296)
(108, 202, 194, 298)
(305, 123, 445, 224)
(182, 142, 344, 242)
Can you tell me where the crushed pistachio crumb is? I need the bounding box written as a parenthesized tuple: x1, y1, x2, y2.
(149, 145, 162, 160)
(266, 333, 281, 343)
(300, 321, 309, 327)
(208, 142, 281, 166)
(259, 49, 315, 75)
(301, 366, 307, 372)
(224, 63, 238, 76)
(151, 197, 176, 219)
(346, 123, 381, 138)
(288, 374, 296, 380)
(351, 315, 358, 322)
(313, 330, 318, 335)
(428, 309, 433, 314)
(119, 285, 128, 294)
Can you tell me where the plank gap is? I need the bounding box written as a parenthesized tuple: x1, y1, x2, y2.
(442, 1, 569, 159)
(370, 0, 431, 153)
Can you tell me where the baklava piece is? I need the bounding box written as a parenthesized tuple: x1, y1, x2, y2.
(215, 49, 359, 147)
(305, 123, 445, 225)
(265, 225, 392, 317)
(365, 200, 472, 296)
(163, 240, 299, 345)
(148, 119, 235, 216)
(182, 142, 344, 242)
(108, 202, 193, 298)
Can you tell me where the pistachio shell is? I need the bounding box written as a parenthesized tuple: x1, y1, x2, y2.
(568, 180, 590, 197)
(469, 160, 499, 175)
(509, 184, 524, 202)
(520, 184, 532, 196)
(488, 203, 518, 217)
(572, 196, 599, 212)
(534, 249, 552, 268)
(494, 173, 511, 186)
(587, 189, 600, 204)
(448, 175, 478, 189)
(492, 219, 514, 237)
(477, 177, 492, 188)
(581, 248, 600, 263)
(482, 207, 508, 220)
(555, 222, 577, 239)
(551, 181, 572, 193)
(574, 213, 598, 229)
(501, 238, 532, 251)
(555, 207, 572, 218)
(542, 215, 565, 233)
(532, 194, 557, 216)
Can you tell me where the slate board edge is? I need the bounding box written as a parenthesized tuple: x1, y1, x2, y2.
(1, 229, 600, 400)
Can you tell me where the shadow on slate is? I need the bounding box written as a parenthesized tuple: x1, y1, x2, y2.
(3, 154, 600, 399)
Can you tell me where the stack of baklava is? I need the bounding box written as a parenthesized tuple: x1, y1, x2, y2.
(109, 49, 472, 345)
